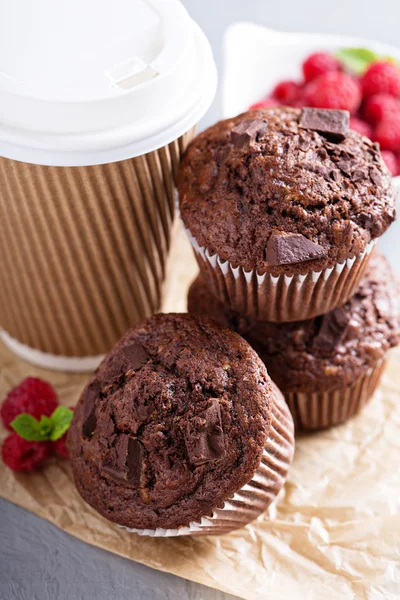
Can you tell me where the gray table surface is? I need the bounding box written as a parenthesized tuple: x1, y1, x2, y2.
(2, 1, 400, 599)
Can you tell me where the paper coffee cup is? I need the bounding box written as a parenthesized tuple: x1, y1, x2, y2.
(0, 0, 217, 370)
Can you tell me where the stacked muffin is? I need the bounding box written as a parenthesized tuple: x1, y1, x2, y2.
(179, 106, 399, 430)
(68, 106, 398, 538)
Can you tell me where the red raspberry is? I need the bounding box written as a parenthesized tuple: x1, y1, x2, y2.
(374, 115, 400, 152)
(306, 72, 362, 114)
(272, 80, 300, 105)
(302, 52, 341, 82)
(53, 435, 69, 458)
(349, 117, 373, 139)
(380, 151, 398, 176)
(249, 97, 279, 110)
(294, 82, 315, 108)
(361, 61, 400, 98)
(363, 93, 400, 124)
(1, 377, 58, 430)
(2, 433, 51, 471)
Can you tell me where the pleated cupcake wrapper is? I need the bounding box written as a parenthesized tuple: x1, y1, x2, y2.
(122, 387, 294, 537)
(184, 227, 375, 322)
(286, 357, 388, 431)
(0, 129, 195, 367)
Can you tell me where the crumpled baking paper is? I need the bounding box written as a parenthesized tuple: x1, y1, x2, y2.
(1, 224, 399, 600)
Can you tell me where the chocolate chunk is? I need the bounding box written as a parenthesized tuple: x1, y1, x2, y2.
(345, 318, 362, 341)
(298, 135, 311, 152)
(300, 108, 349, 141)
(303, 162, 330, 179)
(82, 381, 100, 438)
(337, 159, 353, 176)
(122, 343, 149, 371)
(358, 211, 374, 229)
(351, 168, 367, 182)
(312, 307, 350, 355)
(185, 399, 225, 466)
(99, 357, 126, 385)
(162, 338, 184, 368)
(339, 147, 356, 159)
(330, 169, 341, 182)
(126, 438, 144, 486)
(265, 232, 327, 266)
(231, 119, 269, 149)
(317, 147, 328, 160)
(102, 435, 144, 487)
(100, 343, 149, 384)
(369, 166, 382, 186)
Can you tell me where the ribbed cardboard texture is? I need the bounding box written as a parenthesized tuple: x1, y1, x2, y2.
(124, 385, 294, 537)
(185, 226, 375, 322)
(0, 129, 194, 358)
(286, 358, 388, 431)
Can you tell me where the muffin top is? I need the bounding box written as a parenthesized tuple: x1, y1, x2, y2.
(178, 107, 395, 275)
(68, 313, 274, 530)
(188, 251, 400, 393)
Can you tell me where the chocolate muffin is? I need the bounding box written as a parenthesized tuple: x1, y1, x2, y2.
(178, 106, 396, 322)
(188, 251, 400, 430)
(68, 313, 294, 535)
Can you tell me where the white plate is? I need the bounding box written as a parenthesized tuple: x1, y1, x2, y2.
(222, 23, 400, 275)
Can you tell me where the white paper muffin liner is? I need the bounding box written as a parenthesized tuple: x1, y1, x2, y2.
(184, 226, 375, 322)
(286, 357, 388, 431)
(121, 385, 294, 537)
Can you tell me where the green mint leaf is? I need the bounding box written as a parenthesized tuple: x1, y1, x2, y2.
(336, 47, 379, 74)
(49, 406, 74, 441)
(39, 415, 54, 438)
(11, 414, 48, 441)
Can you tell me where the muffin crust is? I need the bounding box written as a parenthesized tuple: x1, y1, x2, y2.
(68, 314, 273, 530)
(178, 107, 395, 275)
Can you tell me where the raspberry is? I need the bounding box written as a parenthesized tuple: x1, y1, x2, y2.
(249, 97, 278, 110)
(361, 61, 400, 98)
(306, 72, 362, 114)
(349, 117, 373, 139)
(2, 433, 51, 471)
(53, 435, 69, 458)
(294, 82, 315, 108)
(363, 93, 400, 124)
(1, 377, 58, 430)
(380, 151, 398, 176)
(272, 80, 300, 105)
(302, 52, 341, 82)
(374, 115, 400, 152)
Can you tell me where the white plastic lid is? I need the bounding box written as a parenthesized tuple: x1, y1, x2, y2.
(0, 0, 217, 166)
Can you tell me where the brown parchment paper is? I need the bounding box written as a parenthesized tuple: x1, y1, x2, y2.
(1, 223, 400, 600)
